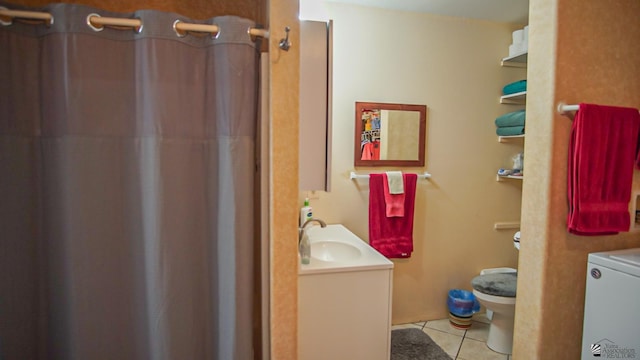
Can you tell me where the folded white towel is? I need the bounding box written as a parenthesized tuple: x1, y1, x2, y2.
(385, 171, 404, 194)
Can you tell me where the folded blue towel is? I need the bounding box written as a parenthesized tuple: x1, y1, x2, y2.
(496, 126, 525, 136)
(495, 110, 526, 127)
(502, 80, 527, 95)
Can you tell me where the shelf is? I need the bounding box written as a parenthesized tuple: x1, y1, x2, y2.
(498, 134, 525, 143)
(501, 51, 528, 67)
(496, 174, 523, 182)
(494, 221, 521, 230)
(500, 91, 526, 104)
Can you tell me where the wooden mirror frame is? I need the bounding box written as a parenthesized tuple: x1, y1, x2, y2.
(354, 102, 427, 167)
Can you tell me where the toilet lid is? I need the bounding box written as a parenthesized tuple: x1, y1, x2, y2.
(471, 272, 517, 297)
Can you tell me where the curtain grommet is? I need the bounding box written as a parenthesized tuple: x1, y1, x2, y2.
(86, 13, 103, 32)
(172, 19, 186, 37)
(0, 7, 13, 26)
(133, 17, 143, 34)
(211, 24, 220, 39)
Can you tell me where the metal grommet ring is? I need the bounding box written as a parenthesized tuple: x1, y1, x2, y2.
(0, 7, 13, 26)
(172, 19, 186, 37)
(134, 17, 143, 34)
(86, 13, 103, 32)
(247, 27, 256, 41)
(211, 24, 220, 39)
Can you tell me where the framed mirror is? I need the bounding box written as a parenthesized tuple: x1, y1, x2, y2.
(354, 102, 427, 167)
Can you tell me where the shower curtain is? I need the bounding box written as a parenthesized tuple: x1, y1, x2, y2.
(0, 3, 258, 359)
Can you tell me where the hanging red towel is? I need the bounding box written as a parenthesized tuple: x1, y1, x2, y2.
(369, 173, 417, 258)
(567, 103, 640, 235)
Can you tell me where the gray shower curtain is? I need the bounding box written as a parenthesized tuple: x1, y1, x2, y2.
(0, 3, 257, 359)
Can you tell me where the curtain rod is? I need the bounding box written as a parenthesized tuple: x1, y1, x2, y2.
(0, 7, 53, 25)
(350, 171, 432, 180)
(0, 7, 269, 39)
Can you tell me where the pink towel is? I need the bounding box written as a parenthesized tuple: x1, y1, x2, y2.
(369, 173, 417, 258)
(383, 174, 405, 217)
(361, 143, 374, 160)
(567, 103, 640, 235)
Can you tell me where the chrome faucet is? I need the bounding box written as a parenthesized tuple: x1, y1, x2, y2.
(299, 218, 327, 243)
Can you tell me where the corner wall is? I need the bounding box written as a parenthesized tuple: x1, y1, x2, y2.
(514, 0, 640, 357)
(269, 0, 300, 359)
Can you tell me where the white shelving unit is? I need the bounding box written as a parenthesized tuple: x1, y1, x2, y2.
(494, 221, 521, 230)
(495, 51, 527, 228)
(500, 91, 526, 104)
(500, 51, 528, 68)
(498, 134, 525, 143)
(496, 174, 524, 182)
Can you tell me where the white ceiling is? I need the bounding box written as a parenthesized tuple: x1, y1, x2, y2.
(326, 0, 530, 24)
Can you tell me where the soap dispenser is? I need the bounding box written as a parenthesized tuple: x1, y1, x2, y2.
(299, 231, 311, 265)
(300, 198, 312, 226)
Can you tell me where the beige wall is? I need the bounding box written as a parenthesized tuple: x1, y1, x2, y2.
(514, 0, 640, 358)
(301, 3, 525, 324)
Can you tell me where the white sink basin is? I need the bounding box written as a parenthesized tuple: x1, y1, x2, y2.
(299, 224, 393, 274)
(311, 240, 362, 262)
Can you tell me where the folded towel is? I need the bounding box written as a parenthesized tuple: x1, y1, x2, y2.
(369, 173, 417, 258)
(383, 174, 405, 217)
(502, 80, 527, 95)
(385, 171, 404, 194)
(495, 110, 526, 127)
(496, 126, 525, 136)
(567, 103, 640, 235)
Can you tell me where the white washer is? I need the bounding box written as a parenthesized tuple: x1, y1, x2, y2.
(581, 248, 640, 360)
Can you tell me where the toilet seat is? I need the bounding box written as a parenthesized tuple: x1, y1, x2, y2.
(471, 272, 517, 297)
(471, 271, 518, 355)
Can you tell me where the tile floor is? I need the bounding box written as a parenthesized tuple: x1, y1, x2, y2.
(391, 314, 512, 360)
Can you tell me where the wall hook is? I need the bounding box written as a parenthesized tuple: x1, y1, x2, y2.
(278, 26, 291, 51)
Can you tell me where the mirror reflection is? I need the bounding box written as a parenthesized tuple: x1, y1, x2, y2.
(355, 102, 426, 167)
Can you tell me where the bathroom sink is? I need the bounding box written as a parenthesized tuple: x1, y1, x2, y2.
(300, 224, 393, 274)
(311, 240, 362, 262)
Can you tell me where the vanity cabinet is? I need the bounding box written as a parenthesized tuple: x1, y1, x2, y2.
(299, 20, 333, 191)
(298, 225, 393, 360)
(298, 268, 393, 360)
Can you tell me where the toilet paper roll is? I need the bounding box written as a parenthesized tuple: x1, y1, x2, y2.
(512, 29, 524, 44)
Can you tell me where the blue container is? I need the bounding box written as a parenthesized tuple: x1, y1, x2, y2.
(447, 289, 480, 317)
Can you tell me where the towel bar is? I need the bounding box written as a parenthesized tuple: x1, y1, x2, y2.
(557, 102, 640, 116)
(557, 103, 579, 115)
(350, 171, 432, 180)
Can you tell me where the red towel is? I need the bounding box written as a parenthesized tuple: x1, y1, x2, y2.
(567, 103, 640, 235)
(369, 173, 417, 258)
(382, 174, 405, 217)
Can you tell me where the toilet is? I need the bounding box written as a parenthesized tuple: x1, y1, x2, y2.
(471, 270, 517, 354)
